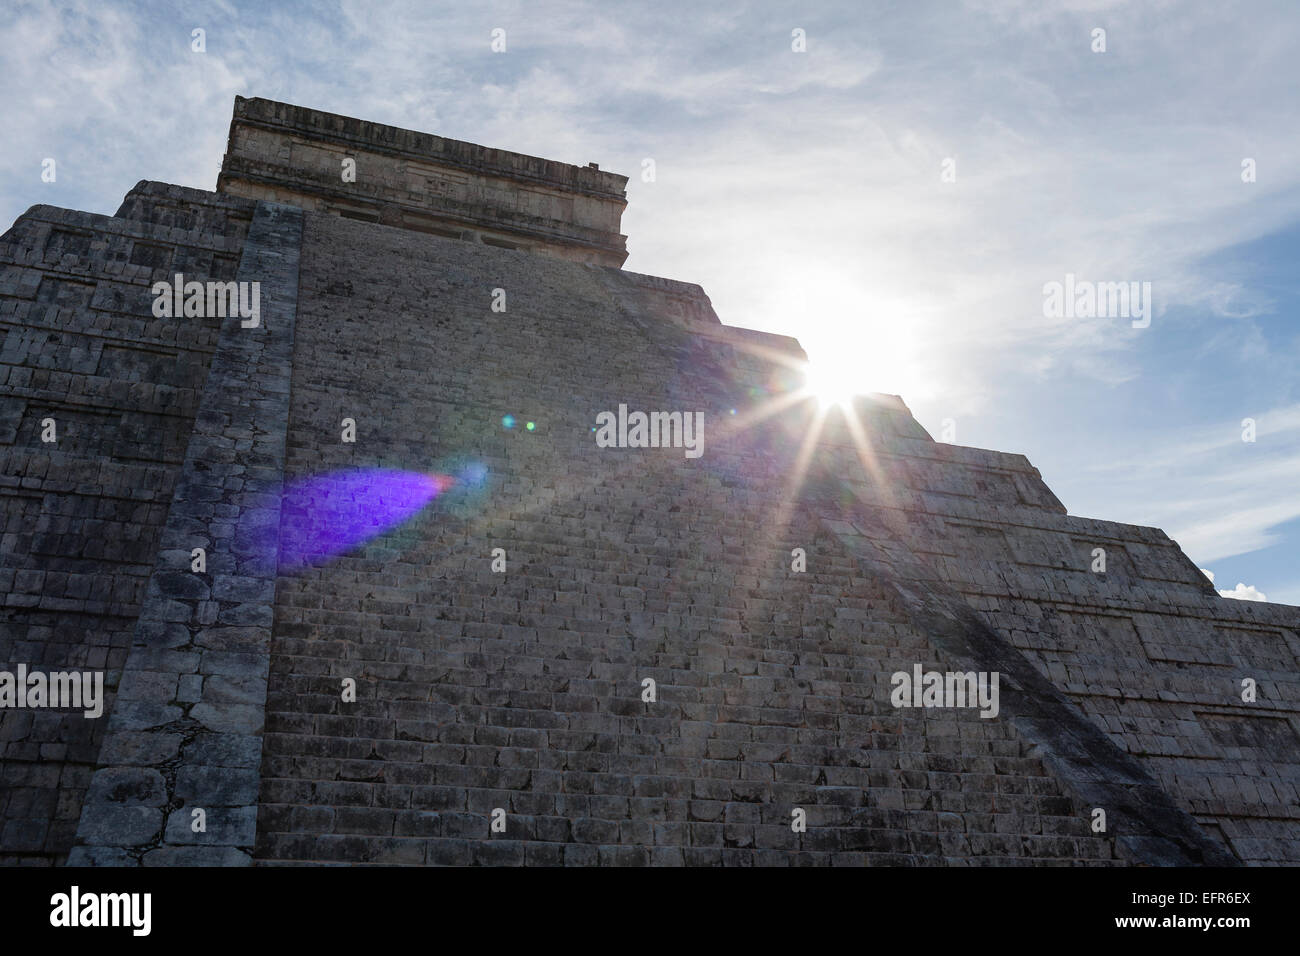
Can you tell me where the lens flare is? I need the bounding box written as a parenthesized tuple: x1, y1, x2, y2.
(277, 468, 450, 568)
(804, 356, 863, 409)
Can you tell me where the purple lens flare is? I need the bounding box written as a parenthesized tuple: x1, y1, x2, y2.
(276, 468, 451, 568)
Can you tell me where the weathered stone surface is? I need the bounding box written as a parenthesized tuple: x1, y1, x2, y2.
(183, 733, 262, 769)
(174, 766, 260, 806)
(218, 96, 629, 268)
(75, 805, 161, 846)
(95, 731, 183, 767)
(64, 846, 138, 866)
(248, 208, 1124, 867)
(0, 184, 257, 862)
(163, 805, 257, 845)
(84, 767, 167, 807)
(61, 199, 301, 864)
(141, 845, 253, 866)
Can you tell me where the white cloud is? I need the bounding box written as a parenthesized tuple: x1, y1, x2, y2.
(1218, 582, 1268, 602)
(1201, 569, 1271, 602)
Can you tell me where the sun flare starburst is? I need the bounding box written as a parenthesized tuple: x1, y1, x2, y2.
(805, 358, 865, 409)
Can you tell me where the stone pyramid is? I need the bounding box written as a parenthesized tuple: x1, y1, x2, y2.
(1, 97, 1296, 866)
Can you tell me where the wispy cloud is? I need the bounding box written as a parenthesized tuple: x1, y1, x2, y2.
(1074, 404, 1300, 565)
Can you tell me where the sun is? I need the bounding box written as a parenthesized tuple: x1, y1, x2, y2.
(799, 318, 931, 409)
(803, 348, 871, 409)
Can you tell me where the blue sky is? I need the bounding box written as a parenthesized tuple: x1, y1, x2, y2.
(3, 0, 1298, 604)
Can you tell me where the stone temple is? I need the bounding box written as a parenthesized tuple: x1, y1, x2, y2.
(1, 96, 1297, 867)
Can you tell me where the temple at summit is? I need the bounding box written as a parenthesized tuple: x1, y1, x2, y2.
(0, 97, 1297, 866)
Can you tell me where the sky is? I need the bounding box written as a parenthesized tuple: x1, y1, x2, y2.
(2, 0, 1297, 604)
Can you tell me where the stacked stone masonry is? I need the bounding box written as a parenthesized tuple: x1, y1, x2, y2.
(0, 98, 1295, 866)
(0, 184, 254, 863)
(65, 199, 302, 865)
(218, 96, 629, 268)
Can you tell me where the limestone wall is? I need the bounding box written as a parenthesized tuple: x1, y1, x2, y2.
(218, 97, 629, 268)
(252, 212, 1120, 865)
(814, 408, 1300, 863)
(0, 184, 255, 863)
